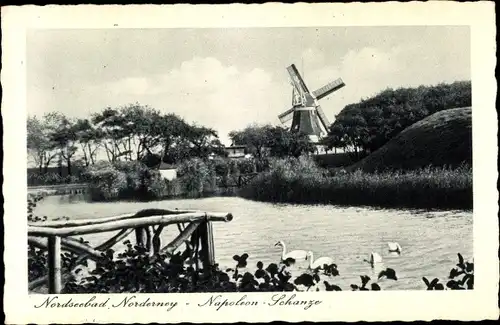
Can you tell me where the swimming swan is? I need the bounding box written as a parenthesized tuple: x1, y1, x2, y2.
(387, 242, 402, 254)
(364, 252, 383, 268)
(275, 241, 308, 261)
(306, 251, 335, 270)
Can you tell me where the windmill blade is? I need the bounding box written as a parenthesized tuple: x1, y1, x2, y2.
(313, 78, 345, 100)
(287, 64, 310, 95)
(278, 107, 295, 124)
(315, 105, 331, 132)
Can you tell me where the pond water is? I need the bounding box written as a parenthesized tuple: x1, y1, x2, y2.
(34, 195, 473, 290)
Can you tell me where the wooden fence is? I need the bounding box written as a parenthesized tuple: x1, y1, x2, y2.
(28, 208, 233, 293)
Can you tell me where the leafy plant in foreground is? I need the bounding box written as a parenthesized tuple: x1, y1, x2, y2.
(422, 253, 474, 290)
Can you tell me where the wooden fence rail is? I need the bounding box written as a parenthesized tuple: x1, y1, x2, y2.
(28, 208, 233, 293)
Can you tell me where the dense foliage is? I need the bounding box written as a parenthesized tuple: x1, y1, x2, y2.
(241, 156, 472, 210)
(84, 161, 168, 201)
(323, 81, 471, 155)
(30, 243, 473, 293)
(229, 124, 316, 159)
(176, 158, 216, 197)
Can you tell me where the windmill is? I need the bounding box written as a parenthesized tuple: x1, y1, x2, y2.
(278, 63, 345, 143)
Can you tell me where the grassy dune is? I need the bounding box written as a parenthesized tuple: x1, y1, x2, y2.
(348, 107, 472, 172)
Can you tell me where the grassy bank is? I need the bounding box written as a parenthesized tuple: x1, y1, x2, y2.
(240, 157, 472, 210)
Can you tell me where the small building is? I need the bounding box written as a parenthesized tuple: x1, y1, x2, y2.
(224, 145, 247, 159)
(158, 162, 177, 181)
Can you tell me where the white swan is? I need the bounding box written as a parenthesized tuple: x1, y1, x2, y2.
(306, 251, 334, 270)
(364, 252, 383, 268)
(275, 241, 308, 261)
(387, 242, 402, 254)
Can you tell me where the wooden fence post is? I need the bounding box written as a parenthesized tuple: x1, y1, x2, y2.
(200, 219, 215, 272)
(135, 227, 147, 247)
(48, 235, 62, 294)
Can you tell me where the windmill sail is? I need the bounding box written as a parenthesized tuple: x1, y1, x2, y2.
(287, 64, 310, 95)
(278, 107, 295, 123)
(313, 78, 345, 100)
(315, 105, 331, 131)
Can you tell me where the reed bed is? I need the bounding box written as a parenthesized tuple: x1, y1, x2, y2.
(240, 157, 472, 210)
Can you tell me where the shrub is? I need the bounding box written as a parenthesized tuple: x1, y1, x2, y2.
(177, 158, 215, 197)
(236, 158, 257, 174)
(84, 163, 127, 201)
(84, 161, 168, 201)
(209, 156, 232, 176)
(114, 161, 168, 200)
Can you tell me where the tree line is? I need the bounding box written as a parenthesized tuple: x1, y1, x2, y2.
(27, 104, 224, 175)
(27, 104, 316, 176)
(321, 81, 472, 156)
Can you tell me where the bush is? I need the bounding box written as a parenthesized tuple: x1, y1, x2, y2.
(207, 157, 257, 177)
(114, 161, 168, 200)
(83, 161, 167, 201)
(177, 158, 215, 197)
(236, 158, 257, 174)
(209, 156, 232, 176)
(85, 163, 127, 201)
(241, 156, 472, 210)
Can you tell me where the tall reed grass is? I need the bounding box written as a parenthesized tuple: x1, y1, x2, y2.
(240, 157, 472, 210)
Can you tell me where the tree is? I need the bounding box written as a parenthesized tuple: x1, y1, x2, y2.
(266, 126, 315, 158)
(320, 124, 345, 154)
(91, 107, 124, 162)
(119, 104, 164, 161)
(49, 114, 79, 175)
(185, 125, 221, 159)
(156, 114, 192, 163)
(230, 124, 315, 159)
(91, 104, 196, 165)
(27, 113, 63, 173)
(229, 124, 274, 159)
(27, 116, 53, 173)
(74, 118, 102, 166)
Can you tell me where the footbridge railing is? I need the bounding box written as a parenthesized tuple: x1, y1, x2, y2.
(28, 208, 233, 294)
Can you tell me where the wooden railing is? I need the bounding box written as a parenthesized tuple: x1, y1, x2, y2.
(28, 208, 233, 293)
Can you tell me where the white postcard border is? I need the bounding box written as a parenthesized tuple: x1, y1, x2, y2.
(2, 3, 498, 323)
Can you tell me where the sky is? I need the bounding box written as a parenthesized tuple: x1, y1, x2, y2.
(27, 26, 470, 146)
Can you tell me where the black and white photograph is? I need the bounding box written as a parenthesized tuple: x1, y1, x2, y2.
(3, 3, 498, 324)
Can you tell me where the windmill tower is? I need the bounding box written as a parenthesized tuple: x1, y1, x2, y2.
(278, 63, 345, 143)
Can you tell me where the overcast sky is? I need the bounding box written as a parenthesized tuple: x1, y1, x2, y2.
(27, 26, 470, 145)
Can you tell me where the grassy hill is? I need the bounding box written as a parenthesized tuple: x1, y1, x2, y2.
(348, 107, 472, 172)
